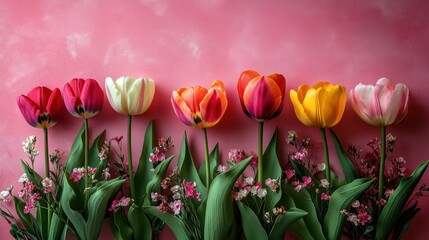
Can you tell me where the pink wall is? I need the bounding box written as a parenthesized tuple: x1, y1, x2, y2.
(1, 0, 429, 239)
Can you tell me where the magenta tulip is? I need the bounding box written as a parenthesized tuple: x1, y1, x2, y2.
(350, 78, 409, 126)
(17, 86, 62, 129)
(237, 70, 286, 122)
(63, 78, 104, 118)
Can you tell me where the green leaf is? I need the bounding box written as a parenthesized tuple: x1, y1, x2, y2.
(20, 160, 43, 188)
(88, 130, 106, 167)
(128, 205, 152, 240)
(284, 185, 325, 240)
(87, 178, 125, 240)
(143, 206, 190, 240)
(282, 193, 315, 240)
(392, 201, 420, 240)
(146, 155, 175, 200)
(376, 160, 429, 240)
(323, 178, 374, 240)
(269, 207, 308, 240)
(134, 121, 154, 206)
(177, 131, 207, 202)
(204, 156, 252, 240)
(236, 201, 268, 240)
(262, 129, 282, 212)
(64, 124, 85, 173)
(110, 212, 133, 240)
(198, 143, 220, 186)
(13, 196, 36, 236)
(48, 209, 67, 240)
(329, 129, 358, 183)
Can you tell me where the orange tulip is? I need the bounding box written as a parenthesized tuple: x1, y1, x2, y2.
(171, 80, 228, 128)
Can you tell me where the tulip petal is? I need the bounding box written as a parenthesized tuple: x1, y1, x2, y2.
(80, 78, 104, 118)
(63, 79, 85, 118)
(126, 77, 143, 115)
(200, 81, 228, 128)
(290, 90, 313, 127)
(140, 78, 155, 115)
(350, 84, 383, 126)
(237, 70, 260, 116)
(171, 91, 194, 126)
(320, 84, 347, 127)
(242, 76, 282, 121)
(302, 88, 323, 127)
(105, 77, 127, 115)
(17, 95, 41, 128)
(45, 88, 63, 127)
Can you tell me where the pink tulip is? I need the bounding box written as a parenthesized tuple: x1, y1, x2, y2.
(63, 78, 104, 118)
(17, 86, 63, 129)
(350, 78, 409, 126)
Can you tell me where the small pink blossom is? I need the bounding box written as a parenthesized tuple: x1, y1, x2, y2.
(265, 178, 279, 192)
(321, 192, 331, 201)
(41, 177, 54, 194)
(169, 200, 183, 215)
(182, 181, 201, 201)
(23, 193, 41, 214)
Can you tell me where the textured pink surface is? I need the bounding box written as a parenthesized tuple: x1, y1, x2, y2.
(1, 0, 429, 239)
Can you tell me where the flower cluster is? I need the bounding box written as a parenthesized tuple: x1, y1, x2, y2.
(232, 176, 267, 201)
(152, 169, 202, 216)
(150, 137, 174, 166)
(69, 167, 97, 183)
(108, 196, 133, 213)
(227, 149, 258, 170)
(341, 200, 372, 227)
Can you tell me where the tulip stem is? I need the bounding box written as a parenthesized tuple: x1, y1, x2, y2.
(203, 128, 211, 190)
(128, 115, 135, 199)
(43, 127, 51, 236)
(320, 128, 331, 184)
(84, 118, 89, 210)
(378, 126, 387, 202)
(258, 121, 264, 184)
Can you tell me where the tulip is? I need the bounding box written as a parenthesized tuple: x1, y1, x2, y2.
(63, 78, 104, 119)
(17, 86, 62, 129)
(105, 76, 155, 116)
(290, 82, 347, 128)
(237, 70, 286, 122)
(237, 70, 286, 184)
(171, 80, 228, 129)
(350, 78, 409, 127)
(290, 82, 347, 183)
(17, 86, 62, 234)
(171, 80, 228, 189)
(105, 76, 155, 199)
(63, 78, 104, 209)
(350, 78, 409, 203)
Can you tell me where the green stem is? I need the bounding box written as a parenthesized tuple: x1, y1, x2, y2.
(320, 128, 331, 183)
(43, 127, 51, 235)
(258, 121, 264, 184)
(203, 128, 211, 190)
(128, 115, 135, 199)
(378, 126, 387, 201)
(84, 118, 89, 209)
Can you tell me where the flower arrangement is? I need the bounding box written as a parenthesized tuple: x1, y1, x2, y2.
(1, 72, 427, 240)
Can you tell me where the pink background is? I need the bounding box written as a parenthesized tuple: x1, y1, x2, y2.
(1, 0, 429, 239)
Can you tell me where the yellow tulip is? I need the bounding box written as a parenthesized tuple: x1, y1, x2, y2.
(290, 82, 347, 128)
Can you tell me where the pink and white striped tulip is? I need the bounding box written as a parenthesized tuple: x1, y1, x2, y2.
(350, 78, 409, 126)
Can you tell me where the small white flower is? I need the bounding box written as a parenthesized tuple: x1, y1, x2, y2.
(257, 188, 267, 198)
(320, 179, 330, 188)
(317, 163, 326, 172)
(217, 165, 227, 173)
(18, 173, 28, 183)
(238, 189, 249, 198)
(352, 200, 360, 208)
(0, 190, 10, 202)
(245, 177, 254, 185)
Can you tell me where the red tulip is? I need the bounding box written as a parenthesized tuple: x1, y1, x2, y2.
(17, 86, 62, 128)
(237, 70, 286, 122)
(171, 80, 228, 128)
(63, 78, 104, 118)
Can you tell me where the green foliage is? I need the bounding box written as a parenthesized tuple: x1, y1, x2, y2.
(269, 207, 308, 240)
(262, 129, 282, 212)
(144, 206, 190, 240)
(198, 143, 220, 186)
(204, 157, 253, 240)
(376, 160, 429, 240)
(329, 129, 358, 183)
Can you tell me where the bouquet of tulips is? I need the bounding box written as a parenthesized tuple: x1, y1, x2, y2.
(1, 70, 428, 240)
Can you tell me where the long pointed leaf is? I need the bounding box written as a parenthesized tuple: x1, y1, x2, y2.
(88, 130, 106, 167)
(269, 207, 308, 240)
(128, 206, 152, 240)
(177, 131, 207, 202)
(198, 144, 220, 186)
(263, 129, 282, 212)
(144, 206, 190, 240)
(376, 160, 429, 240)
(323, 178, 374, 240)
(282, 193, 315, 240)
(237, 201, 268, 240)
(204, 157, 252, 240)
(64, 124, 85, 173)
(134, 121, 154, 206)
(329, 129, 358, 183)
(146, 156, 175, 201)
(110, 212, 133, 240)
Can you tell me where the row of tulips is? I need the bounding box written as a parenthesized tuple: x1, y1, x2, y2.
(10, 69, 422, 240)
